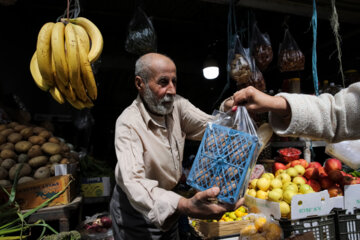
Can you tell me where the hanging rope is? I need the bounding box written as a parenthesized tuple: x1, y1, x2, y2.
(312, 0, 319, 96)
(330, 0, 345, 87)
(56, 0, 81, 22)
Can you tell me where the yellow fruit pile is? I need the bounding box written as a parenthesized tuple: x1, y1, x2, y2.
(240, 214, 283, 240)
(246, 169, 314, 218)
(203, 206, 248, 222)
(30, 17, 103, 109)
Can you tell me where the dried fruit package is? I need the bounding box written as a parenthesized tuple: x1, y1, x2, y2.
(229, 35, 253, 87)
(125, 7, 157, 56)
(278, 29, 305, 72)
(251, 22, 273, 71)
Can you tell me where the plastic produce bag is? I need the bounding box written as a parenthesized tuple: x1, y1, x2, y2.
(187, 107, 260, 204)
(251, 22, 273, 71)
(325, 140, 360, 170)
(229, 35, 253, 87)
(125, 7, 157, 55)
(278, 29, 305, 72)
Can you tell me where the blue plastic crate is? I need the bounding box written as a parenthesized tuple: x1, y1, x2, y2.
(186, 123, 259, 204)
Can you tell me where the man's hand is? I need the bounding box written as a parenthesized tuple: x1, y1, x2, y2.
(177, 187, 245, 220)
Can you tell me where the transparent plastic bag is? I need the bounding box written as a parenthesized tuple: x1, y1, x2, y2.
(239, 213, 283, 240)
(251, 22, 273, 71)
(125, 7, 157, 55)
(229, 35, 253, 86)
(278, 29, 305, 72)
(325, 140, 360, 170)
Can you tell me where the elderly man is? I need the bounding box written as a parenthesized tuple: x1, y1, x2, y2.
(110, 53, 243, 239)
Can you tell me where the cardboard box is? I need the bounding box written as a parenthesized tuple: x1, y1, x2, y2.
(0, 174, 75, 210)
(81, 177, 111, 197)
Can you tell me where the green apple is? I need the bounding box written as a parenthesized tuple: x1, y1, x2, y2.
(283, 190, 298, 204)
(284, 183, 298, 193)
(292, 176, 306, 185)
(294, 165, 306, 175)
(270, 178, 283, 189)
(298, 184, 313, 194)
(268, 189, 283, 202)
(279, 201, 291, 217)
(277, 173, 291, 184)
(257, 177, 271, 191)
(286, 167, 299, 178)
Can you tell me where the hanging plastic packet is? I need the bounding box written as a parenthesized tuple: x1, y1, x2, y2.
(229, 35, 253, 87)
(278, 29, 305, 72)
(325, 140, 360, 170)
(187, 107, 261, 204)
(251, 22, 273, 72)
(125, 7, 157, 56)
(249, 57, 266, 92)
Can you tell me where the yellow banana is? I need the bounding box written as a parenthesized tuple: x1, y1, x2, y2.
(51, 22, 69, 86)
(69, 17, 103, 63)
(74, 24, 98, 100)
(36, 22, 55, 87)
(51, 54, 76, 101)
(65, 23, 88, 102)
(66, 96, 86, 110)
(49, 87, 65, 104)
(30, 51, 50, 91)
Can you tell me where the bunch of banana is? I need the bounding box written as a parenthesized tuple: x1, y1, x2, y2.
(30, 17, 103, 109)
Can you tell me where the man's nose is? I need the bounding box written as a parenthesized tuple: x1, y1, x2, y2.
(166, 82, 176, 95)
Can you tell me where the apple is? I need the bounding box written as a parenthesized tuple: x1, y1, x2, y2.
(319, 177, 334, 189)
(307, 179, 321, 192)
(308, 162, 322, 169)
(273, 162, 287, 174)
(261, 173, 275, 180)
(304, 188, 315, 194)
(304, 167, 319, 180)
(328, 170, 343, 183)
(298, 183, 313, 194)
(284, 183, 298, 193)
(283, 190, 298, 204)
(270, 178, 283, 189)
(268, 189, 283, 202)
(247, 189, 257, 197)
(276, 173, 292, 184)
(285, 162, 291, 169)
(249, 179, 258, 189)
(341, 176, 354, 186)
(318, 167, 328, 178)
(257, 178, 271, 191)
(294, 165, 305, 176)
(275, 169, 285, 177)
(327, 185, 343, 197)
(272, 188, 283, 195)
(282, 182, 296, 191)
(324, 158, 342, 173)
(286, 167, 299, 177)
(279, 201, 291, 217)
(290, 160, 301, 167)
(256, 190, 268, 200)
(292, 176, 306, 185)
(299, 159, 309, 169)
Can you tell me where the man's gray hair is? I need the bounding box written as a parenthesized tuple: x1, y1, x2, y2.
(135, 56, 151, 83)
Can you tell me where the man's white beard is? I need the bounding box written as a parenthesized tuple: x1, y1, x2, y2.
(143, 84, 174, 115)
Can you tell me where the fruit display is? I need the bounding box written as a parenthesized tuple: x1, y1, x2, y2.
(239, 214, 283, 240)
(30, 17, 103, 109)
(0, 121, 79, 187)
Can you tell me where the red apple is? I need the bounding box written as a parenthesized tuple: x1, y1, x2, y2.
(318, 167, 328, 178)
(320, 177, 334, 189)
(324, 158, 342, 173)
(290, 160, 301, 167)
(327, 185, 343, 197)
(307, 179, 321, 192)
(285, 162, 291, 169)
(308, 162, 322, 169)
(272, 162, 286, 174)
(299, 159, 309, 169)
(304, 167, 319, 180)
(328, 170, 344, 183)
(342, 176, 355, 186)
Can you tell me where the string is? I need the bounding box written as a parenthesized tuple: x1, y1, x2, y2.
(57, 0, 81, 22)
(312, 0, 319, 96)
(330, 0, 345, 87)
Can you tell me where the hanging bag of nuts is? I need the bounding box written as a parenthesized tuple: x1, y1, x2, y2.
(251, 22, 273, 72)
(278, 29, 305, 72)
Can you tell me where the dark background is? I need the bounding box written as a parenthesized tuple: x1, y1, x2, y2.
(1, 0, 360, 166)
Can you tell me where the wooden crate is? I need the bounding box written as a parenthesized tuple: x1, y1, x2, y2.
(198, 219, 251, 238)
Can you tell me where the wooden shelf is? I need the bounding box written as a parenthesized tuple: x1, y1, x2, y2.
(270, 140, 326, 148)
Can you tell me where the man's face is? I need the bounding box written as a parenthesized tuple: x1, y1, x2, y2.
(141, 57, 177, 115)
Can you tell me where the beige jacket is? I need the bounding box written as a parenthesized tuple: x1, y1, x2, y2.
(271, 82, 360, 143)
(114, 94, 213, 229)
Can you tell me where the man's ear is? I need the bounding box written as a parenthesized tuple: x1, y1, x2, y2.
(135, 76, 144, 91)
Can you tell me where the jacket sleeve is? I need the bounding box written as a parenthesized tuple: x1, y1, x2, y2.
(114, 122, 182, 230)
(269, 82, 360, 143)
